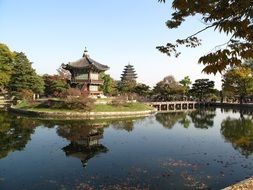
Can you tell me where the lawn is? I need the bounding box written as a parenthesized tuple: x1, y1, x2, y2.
(93, 102, 153, 112)
(15, 100, 153, 113)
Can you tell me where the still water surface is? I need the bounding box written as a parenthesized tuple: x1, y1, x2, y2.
(0, 108, 253, 190)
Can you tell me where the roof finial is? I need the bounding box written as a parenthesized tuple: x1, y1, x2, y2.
(83, 46, 89, 57)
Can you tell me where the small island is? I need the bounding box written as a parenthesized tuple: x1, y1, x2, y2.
(10, 98, 156, 119)
(8, 48, 155, 119)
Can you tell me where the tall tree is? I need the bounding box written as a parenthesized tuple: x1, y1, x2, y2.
(0, 43, 15, 92)
(189, 79, 214, 101)
(222, 64, 253, 104)
(9, 52, 44, 95)
(101, 74, 117, 96)
(153, 75, 184, 101)
(43, 74, 68, 97)
(117, 80, 136, 94)
(179, 76, 192, 98)
(134, 83, 151, 97)
(157, 0, 253, 74)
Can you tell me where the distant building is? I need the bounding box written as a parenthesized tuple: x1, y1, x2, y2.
(120, 64, 137, 83)
(63, 48, 109, 96)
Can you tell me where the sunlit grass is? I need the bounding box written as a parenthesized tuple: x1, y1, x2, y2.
(15, 100, 153, 112)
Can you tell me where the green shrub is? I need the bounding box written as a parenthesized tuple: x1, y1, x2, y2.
(65, 96, 95, 111)
(65, 88, 82, 97)
(16, 89, 34, 102)
(36, 96, 95, 111)
(110, 95, 127, 106)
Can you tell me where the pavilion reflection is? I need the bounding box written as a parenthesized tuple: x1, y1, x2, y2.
(57, 122, 108, 167)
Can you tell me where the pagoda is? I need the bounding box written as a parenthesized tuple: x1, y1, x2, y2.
(63, 48, 109, 96)
(120, 64, 137, 82)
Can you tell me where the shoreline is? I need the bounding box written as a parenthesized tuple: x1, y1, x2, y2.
(210, 102, 253, 109)
(8, 107, 157, 120)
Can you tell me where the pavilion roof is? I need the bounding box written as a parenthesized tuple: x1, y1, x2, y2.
(64, 49, 109, 71)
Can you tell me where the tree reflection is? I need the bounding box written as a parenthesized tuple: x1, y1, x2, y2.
(221, 115, 253, 157)
(0, 112, 37, 159)
(156, 112, 186, 129)
(111, 120, 135, 132)
(57, 122, 108, 167)
(189, 109, 216, 129)
(178, 116, 191, 128)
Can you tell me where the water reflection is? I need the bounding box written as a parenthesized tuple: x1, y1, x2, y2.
(155, 109, 216, 130)
(0, 112, 37, 159)
(57, 122, 109, 168)
(1, 110, 253, 189)
(221, 115, 253, 157)
(189, 109, 216, 129)
(155, 112, 187, 129)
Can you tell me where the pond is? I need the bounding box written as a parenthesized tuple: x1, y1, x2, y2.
(0, 108, 253, 190)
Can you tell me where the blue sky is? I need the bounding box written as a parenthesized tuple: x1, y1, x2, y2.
(0, 0, 229, 89)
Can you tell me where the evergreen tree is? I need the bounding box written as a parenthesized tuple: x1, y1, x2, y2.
(9, 52, 44, 95)
(134, 83, 151, 97)
(43, 74, 68, 97)
(189, 79, 215, 101)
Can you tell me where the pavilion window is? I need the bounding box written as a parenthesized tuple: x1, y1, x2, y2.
(89, 85, 98, 91)
(90, 73, 99, 80)
(76, 74, 88, 80)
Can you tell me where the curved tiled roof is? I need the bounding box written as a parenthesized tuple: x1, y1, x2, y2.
(64, 50, 109, 71)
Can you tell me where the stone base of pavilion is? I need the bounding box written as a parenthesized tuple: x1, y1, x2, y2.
(8, 107, 157, 120)
(223, 177, 253, 190)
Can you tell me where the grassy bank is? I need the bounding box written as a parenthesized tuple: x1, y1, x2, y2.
(93, 102, 153, 112)
(14, 100, 153, 113)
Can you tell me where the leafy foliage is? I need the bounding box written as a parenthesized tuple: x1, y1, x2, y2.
(65, 96, 95, 111)
(101, 73, 118, 96)
(37, 96, 95, 111)
(16, 89, 34, 102)
(156, 112, 186, 129)
(152, 75, 184, 101)
(65, 88, 82, 97)
(117, 80, 136, 94)
(222, 62, 253, 104)
(110, 95, 128, 106)
(43, 74, 68, 97)
(0, 43, 15, 91)
(134, 83, 151, 97)
(189, 109, 216, 129)
(179, 76, 192, 97)
(189, 79, 215, 101)
(221, 116, 253, 157)
(158, 0, 253, 74)
(0, 112, 36, 159)
(9, 52, 44, 96)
